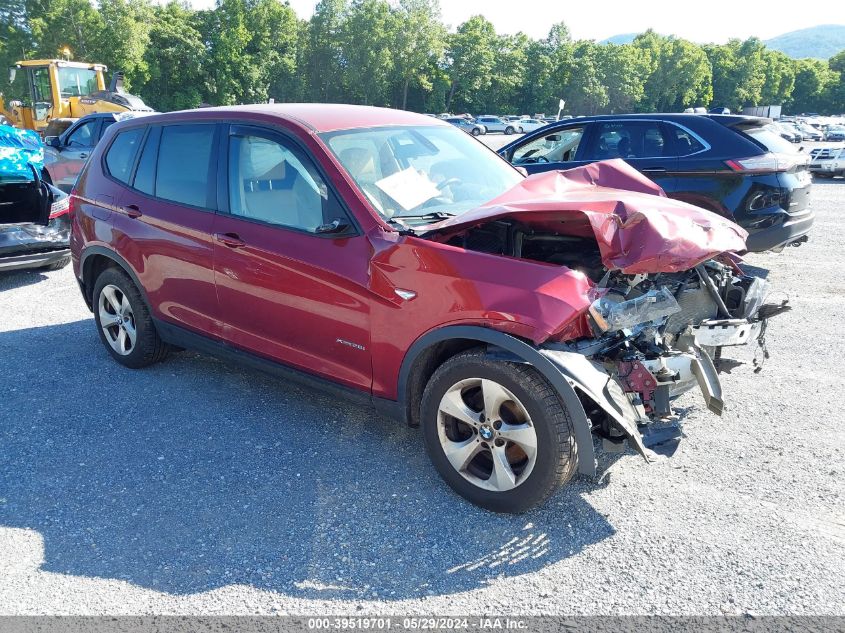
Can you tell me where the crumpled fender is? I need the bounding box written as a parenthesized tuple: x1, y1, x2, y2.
(421, 159, 748, 274)
(541, 347, 649, 461)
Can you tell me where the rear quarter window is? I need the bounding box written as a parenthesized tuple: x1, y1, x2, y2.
(105, 128, 144, 184)
(745, 127, 797, 154)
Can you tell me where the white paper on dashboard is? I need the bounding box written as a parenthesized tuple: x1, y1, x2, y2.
(375, 167, 440, 211)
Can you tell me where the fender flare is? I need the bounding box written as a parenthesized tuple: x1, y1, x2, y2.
(79, 245, 151, 310)
(398, 325, 597, 476)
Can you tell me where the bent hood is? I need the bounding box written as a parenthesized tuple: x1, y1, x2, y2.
(422, 159, 748, 274)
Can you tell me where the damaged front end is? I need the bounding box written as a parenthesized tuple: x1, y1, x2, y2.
(543, 260, 789, 458)
(416, 160, 790, 459)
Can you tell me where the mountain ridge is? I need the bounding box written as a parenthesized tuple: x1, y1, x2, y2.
(598, 24, 845, 59)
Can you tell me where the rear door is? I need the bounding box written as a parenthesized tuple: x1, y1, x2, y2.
(580, 120, 678, 192)
(113, 123, 221, 336)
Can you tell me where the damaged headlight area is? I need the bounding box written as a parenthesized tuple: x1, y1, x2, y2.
(588, 287, 681, 334)
(548, 259, 790, 459)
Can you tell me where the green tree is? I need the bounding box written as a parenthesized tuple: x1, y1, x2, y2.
(140, 1, 206, 111)
(445, 15, 496, 112)
(340, 0, 396, 105)
(392, 0, 445, 110)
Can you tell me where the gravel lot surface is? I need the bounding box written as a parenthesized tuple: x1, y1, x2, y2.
(1, 175, 843, 616)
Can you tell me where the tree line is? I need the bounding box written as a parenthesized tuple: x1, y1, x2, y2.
(2, 0, 844, 116)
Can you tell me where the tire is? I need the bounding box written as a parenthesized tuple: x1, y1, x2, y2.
(92, 267, 170, 369)
(471, 127, 480, 137)
(41, 255, 70, 271)
(421, 349, 577, 513)
(505, 126, 515, 135)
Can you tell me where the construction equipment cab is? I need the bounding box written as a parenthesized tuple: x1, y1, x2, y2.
(0, 59, 152, 135)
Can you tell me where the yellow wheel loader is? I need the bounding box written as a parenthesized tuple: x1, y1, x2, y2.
(0, 59, 153, 136)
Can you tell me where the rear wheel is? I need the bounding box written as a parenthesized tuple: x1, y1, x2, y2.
(93, 267, 169, 368)
(421, 349, 577, 513)
(505, 126, 515, 135)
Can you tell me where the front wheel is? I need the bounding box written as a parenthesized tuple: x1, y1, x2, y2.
(93, 267, 170, 368)
(471, 127, 480, 136)
(421, 350, 577, 512)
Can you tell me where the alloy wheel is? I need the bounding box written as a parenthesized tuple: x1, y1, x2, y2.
(98, 284, 137, 356)
(436, 377, 537, 492)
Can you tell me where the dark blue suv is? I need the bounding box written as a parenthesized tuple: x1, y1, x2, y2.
(499, 114, 813, 252)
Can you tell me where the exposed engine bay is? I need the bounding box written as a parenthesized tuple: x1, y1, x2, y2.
(442, 217, 790, 453)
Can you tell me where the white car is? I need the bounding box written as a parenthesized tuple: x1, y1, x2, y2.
(809, 145, 845, 178)
(475, 116, 523, 135)
(516, 118, 547, 133)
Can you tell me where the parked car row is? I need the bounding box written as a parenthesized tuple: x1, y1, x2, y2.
(59, 104, 796, 512)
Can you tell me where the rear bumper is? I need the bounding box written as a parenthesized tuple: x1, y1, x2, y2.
(0, 248, 70, 272)
(745, 208, 814, 252)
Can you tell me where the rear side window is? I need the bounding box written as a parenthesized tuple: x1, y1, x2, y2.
(155, 125, 215, 208)
(586, 121, 669, 159)
(745, 127, 797, 154)
(665, 124, 706, 156)
(105, 128, 144, 184)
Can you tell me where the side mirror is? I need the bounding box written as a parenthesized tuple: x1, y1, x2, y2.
(45, 136, 61, 148)
(315, 218, 351, 235)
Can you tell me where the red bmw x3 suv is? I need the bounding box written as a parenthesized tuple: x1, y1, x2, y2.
(70, 105, 786, 512)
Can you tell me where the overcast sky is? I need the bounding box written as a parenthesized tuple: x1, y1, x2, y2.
(185, 0, 844, 43)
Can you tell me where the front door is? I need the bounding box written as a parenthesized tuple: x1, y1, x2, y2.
(212, 125, 372, 391)
(507, 124, 591, 174)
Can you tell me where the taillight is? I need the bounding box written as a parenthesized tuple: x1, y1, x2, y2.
(726, 153, 809, 173)
(49, 195, 71, 219)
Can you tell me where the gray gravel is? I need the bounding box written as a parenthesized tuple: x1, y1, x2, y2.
(0, 180, 843, 616)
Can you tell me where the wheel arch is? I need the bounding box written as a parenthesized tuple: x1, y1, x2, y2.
(397, 325, 596, 476)
(80, 246, 150, 313)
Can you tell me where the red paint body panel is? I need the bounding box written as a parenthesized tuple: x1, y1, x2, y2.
(366, 229, 594, 397)
(424, 160, 749, 274)
(212, 214, 373, 391)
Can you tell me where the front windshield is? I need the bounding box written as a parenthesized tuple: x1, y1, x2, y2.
(57, 67, 98, 97)
(320, 124, 522, 223)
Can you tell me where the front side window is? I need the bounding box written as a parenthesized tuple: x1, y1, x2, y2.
(66, 120, 98, 148)
(228, 133, 329, 232)
(512, 127, 585, 165)
(321, 124, 522, 223)
(105, 128, 144, 184)
(155, 125, 215, 208)
(57, 67, 98, 98)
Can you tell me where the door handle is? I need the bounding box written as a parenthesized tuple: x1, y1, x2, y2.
(214, 232, 245, 248)
(79, 153, 88, 159)
(123, 204, 142, 218)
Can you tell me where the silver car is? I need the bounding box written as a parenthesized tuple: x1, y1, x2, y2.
(475, 116, 523, 135)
